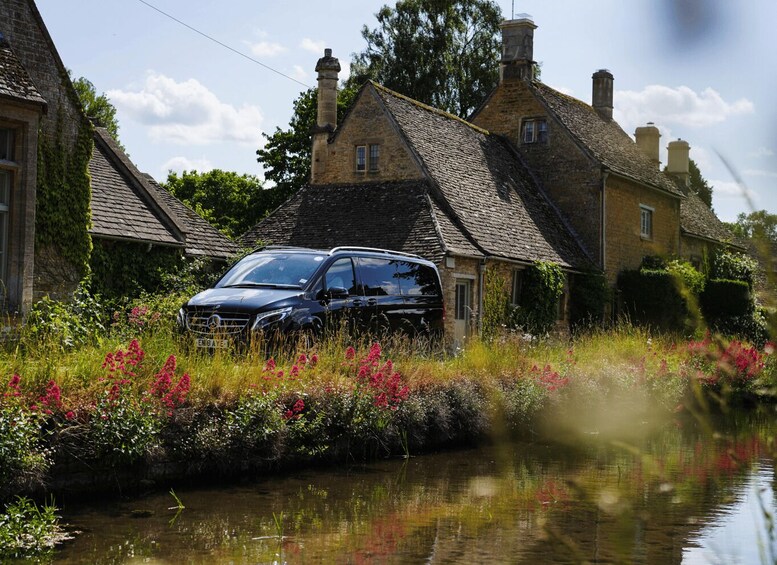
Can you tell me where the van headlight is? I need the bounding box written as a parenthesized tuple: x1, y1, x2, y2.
(177, 308, 187, 329)
(251, 307, 293, 330)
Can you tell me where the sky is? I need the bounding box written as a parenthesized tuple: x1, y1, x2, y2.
(34, 0, 777, 222)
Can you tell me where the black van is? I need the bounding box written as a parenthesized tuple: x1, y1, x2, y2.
(177, 246, 444, 348)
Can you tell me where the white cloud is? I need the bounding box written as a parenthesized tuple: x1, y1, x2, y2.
(711, 178, 759, 206)
(108, 73, 264, 146)
(614, 85, 754, 135)
(290, 65, 308, 82)
(751, 147, 775, 158)
(161, 156, 213, 175)
(744, 169, 777, 179)
(248, 41, 287, 57)
(300, 38, 326, 54)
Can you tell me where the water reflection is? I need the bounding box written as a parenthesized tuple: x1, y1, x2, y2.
(54, 413, 776, 564)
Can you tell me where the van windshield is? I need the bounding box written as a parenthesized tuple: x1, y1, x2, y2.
(217, 253, 325, 289)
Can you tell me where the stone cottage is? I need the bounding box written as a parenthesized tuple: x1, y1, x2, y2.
(0, 0, 236, 312)
(243, 17, 738, 342)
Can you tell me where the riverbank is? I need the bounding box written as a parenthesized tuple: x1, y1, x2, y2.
(2, 321, 774, 502)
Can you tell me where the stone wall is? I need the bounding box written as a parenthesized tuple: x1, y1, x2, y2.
(472, 80, 603, 268)
(604, 175, 680, 282)
(0, 0, 91, 303)
(438, 256, 481, 345)
(314, 88, 424, 185)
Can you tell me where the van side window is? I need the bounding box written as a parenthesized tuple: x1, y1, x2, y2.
(396, 261, 438, 296)
(357, 258, 400, 296)
(325, 258, 357, 295)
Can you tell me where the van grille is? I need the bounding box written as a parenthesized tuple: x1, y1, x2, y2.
(186, 312, 250, 335)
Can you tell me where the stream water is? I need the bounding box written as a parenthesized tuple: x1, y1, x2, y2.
(50, 410, 776, 564)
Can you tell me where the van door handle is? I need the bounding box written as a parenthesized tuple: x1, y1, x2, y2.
(367, 298, 378, 306)
(351, 299, 362, 307)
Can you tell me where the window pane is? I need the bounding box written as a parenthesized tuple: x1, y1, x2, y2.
(0, 129, 13, 161)
(396, 261, 437, 296)
(537, 120, 548, 142)
(358, 258, 399, 296)
(455, 282, 469, 320)
(325, 258, 357, 294)
(640, 207, 652, 238)
(369, 144, 379, 171)
(356, 145, 366, 171)
(0, 170, 10, 207)
(522, 120, 534, 143)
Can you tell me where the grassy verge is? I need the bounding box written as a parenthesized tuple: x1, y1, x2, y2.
(1, 292, 775, 556)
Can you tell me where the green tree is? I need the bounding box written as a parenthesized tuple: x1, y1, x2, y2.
(727, 210, 777, 243)
(163, 170, 284, 239)
(70, 74, 122, 147)
(256, 84, 359, 196)
(347, 0, 502, 119)
(689, 158, 713, 208)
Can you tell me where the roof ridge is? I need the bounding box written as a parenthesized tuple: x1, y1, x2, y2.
(370, 81, 491, 136)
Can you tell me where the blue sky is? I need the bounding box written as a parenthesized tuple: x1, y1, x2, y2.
(35, 0, 777, 222)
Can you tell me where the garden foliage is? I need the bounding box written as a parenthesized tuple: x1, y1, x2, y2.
(510, 261, 565, 335)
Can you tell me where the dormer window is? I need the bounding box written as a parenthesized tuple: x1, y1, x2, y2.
(355, 143, 380, 172)
(522, 118, 547, 144)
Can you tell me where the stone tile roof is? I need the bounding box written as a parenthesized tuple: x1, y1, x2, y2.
(529, 81, 684, 197)
(89, 127, 237, 259)
(0, 34, 46, 108)
(240, 181, 456, 264)
(372, 83, 592, 269)
(143, 174, 239, 260)
(677, 181, 743, 248)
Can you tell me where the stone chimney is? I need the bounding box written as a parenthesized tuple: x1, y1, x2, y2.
(500, 16, 537, 82)
(311, 48, 340, 182)
(634, 122, 661, 169)
(592, 69, 613, 120)
(666, 139, 690, 187)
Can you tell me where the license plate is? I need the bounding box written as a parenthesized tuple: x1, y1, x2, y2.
(196, 338, 229, 348)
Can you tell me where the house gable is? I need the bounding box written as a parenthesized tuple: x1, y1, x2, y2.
(472, 79, 604, 265)
(314, 84, 424, 185)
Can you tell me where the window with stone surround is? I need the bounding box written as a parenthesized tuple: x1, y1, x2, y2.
(355, 145, 367, 171)
(640, 205, 653, 239)
(356, 143, 380, 172)
(369, 144, 379, 171)
(521, 118, 548, 144)
(0, 126, 15, 289)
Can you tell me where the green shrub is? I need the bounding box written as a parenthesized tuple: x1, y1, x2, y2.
(510, 261, 564, 335)
(481, 269, 510, 341)
(0, 497, 71, 559)
(667, 259, 706, 296)
(569, 271, 610, 331)
(20, 282, 106, 350)
(701, 279, 752, 319)
(618, 269, 691, 332)
(0, 403, 49, 497)
(709, 250, 757, 288)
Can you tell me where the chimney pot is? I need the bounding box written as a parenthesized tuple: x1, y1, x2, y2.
(592, 69, 614, 120)
(312, 48, 341, 183)
(634, 122, 661, 169)
(499, 17, 537, 82)
(667, 139, 691, 187)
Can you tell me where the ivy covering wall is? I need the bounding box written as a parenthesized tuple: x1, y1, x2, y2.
(35, 111, 93, 281)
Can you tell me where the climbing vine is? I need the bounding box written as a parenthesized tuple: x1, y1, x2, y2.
(509, 261, 565, 336)
(481, 268, 510, 341)
(36, 109, 93, 280)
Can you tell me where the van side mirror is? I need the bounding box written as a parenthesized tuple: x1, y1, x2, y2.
(322, 286, 348, 300)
